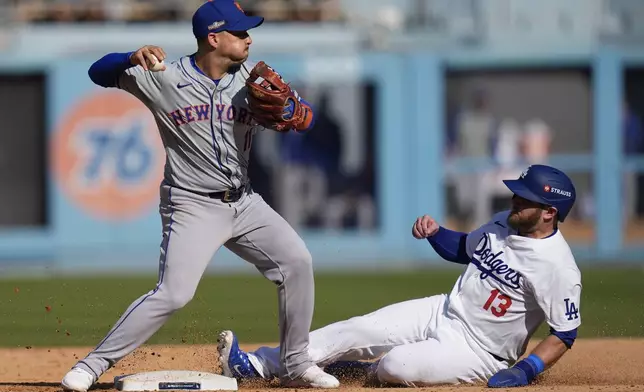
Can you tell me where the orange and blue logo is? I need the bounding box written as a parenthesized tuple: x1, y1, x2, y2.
(52, 90, 165, 221)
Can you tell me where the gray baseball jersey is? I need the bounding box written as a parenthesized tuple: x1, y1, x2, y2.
(118, 55, 258, 192)
(73, 54, 316, 382)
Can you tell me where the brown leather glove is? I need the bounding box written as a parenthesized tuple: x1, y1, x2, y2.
(245, 61, 307, 132)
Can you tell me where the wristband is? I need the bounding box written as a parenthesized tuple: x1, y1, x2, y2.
(514, 354, 545, 383)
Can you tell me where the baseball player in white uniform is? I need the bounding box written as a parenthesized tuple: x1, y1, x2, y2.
(61, 1, 339, 390)
(217, 164, 582, 388)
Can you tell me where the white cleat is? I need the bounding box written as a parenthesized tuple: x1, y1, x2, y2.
(283, 366, 340, 389)
(61, 367, 96, 392)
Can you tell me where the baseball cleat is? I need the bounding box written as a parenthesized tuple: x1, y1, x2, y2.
(282, 365, 340, 389)
(61, 367, 96, 392)
(217, 330, 260, 379)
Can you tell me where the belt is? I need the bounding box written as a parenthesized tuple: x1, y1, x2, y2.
(488, 352, 509, 363)
(165, 181, 249, 203)
(207, 186, 247, 202)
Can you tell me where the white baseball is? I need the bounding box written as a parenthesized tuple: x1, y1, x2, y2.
(147, 54, 165, 72)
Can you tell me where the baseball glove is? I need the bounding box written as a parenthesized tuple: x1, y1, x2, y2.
(245, 61, 306, 132)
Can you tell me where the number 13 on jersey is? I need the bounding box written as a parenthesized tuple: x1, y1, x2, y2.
(483, 288, 512, 317)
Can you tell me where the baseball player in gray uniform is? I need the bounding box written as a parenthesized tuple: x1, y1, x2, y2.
(61, 1, 339, 390)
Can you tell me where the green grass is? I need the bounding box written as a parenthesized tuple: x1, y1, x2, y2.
(0, 268, 642, 347)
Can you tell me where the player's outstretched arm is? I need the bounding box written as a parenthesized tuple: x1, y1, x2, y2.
(88, 45, 166, 88)
(489, 266, 581, 388)
(412, 215, 470, 264)
(487, 332, 573, 388)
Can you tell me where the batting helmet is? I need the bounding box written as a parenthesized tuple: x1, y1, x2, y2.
(503, 164, 576, 222)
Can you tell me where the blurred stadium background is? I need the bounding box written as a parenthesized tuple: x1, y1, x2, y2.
(0, 0, 643, 346)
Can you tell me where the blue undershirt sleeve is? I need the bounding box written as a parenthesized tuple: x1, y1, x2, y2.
(550, 327, 577, 349)
(88, 52, 135, 88)
(426, 227, 470, 265)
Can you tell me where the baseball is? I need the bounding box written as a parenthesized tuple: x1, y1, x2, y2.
(147, 54, 165, 72)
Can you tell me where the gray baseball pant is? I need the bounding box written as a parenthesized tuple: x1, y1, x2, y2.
(74, 184, 315, 381)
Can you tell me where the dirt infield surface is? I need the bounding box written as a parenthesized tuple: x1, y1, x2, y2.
(1, 339, 642, 392)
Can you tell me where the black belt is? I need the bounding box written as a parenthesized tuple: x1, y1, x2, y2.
(207, 186, 248, 202)
(166, 181, 249, 203)
(488, 352, 508, 363)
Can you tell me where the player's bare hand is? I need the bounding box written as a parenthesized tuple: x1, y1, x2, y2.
(129, 45, 167, 71)
(412, 215, 440, 239)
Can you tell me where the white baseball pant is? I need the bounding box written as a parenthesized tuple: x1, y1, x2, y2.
(249, 294, 509, 386)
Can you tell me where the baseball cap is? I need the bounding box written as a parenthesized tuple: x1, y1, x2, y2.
(192, 0, 264, 38)
(503, 164, 576, 222)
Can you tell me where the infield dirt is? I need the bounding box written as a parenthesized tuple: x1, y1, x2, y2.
(1, 339, 643, 392)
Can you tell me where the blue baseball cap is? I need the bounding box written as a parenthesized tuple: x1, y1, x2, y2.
(503, 164, 576, 222)
(192, 0, 264, 39)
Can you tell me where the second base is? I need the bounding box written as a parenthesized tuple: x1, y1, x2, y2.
(114, 370, 238, 391)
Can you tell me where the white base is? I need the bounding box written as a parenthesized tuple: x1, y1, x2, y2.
(114, 370, 238, 391)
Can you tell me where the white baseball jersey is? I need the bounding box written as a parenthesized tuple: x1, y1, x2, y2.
(446, 210, 582, 362)
(117, 55, 261, 192)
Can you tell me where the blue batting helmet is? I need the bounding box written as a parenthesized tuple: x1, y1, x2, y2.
(503, 164, 576, 222)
